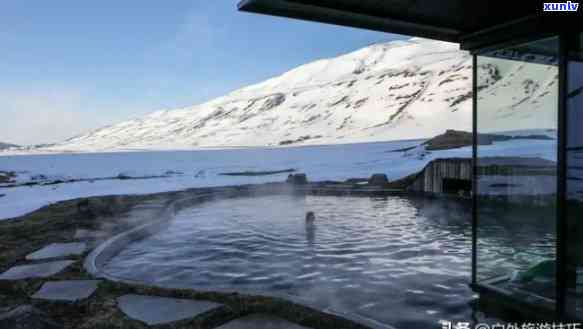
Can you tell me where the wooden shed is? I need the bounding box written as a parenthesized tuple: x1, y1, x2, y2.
(408, 158, 472, 194)
(407, 156, 557, 195)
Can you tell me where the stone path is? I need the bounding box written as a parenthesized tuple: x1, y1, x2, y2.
(32, 280, 100, 302)
(26, 243, 86, 260)
(0, 260, 75, 280)
(116, 294, 223, 325)
(216, 313, 313, 329)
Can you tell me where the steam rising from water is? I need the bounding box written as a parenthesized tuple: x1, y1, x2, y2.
(104, 194, 497, 327)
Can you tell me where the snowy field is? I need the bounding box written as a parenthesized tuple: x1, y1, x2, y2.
(0, 136, 562, 221)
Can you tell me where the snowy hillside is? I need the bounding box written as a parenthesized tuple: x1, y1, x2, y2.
(40, 38, 557, 152)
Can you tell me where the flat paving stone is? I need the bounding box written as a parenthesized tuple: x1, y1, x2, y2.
(0, 261, 75, 280)
(26, 243, 86, 260)
(32, 280, 100, 302)
(117, 294, 222, 325)
(216, 314, 313, 329)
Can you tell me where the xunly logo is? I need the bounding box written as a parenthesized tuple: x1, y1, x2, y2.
(543, 1, 580, 11)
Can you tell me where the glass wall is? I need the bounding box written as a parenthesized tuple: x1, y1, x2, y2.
(566, 33, 583, 317)
(475, 37, 559, 304)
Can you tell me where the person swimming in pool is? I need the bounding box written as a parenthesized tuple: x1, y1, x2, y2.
(305, 211, 316, 245)
(305, 211, 315, 223)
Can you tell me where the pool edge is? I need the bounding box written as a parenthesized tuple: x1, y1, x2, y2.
(83, 188, 398, 329)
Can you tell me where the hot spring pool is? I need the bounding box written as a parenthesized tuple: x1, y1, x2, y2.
(103, 194, 497, 328)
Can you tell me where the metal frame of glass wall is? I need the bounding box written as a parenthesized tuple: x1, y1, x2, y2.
(470, 31, 582, 321)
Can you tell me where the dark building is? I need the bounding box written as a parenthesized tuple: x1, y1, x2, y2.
(407, 158, 472, 194)
(238, 0, 583, 321)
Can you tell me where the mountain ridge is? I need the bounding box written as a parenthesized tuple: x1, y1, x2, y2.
(34, 37, 556, 152)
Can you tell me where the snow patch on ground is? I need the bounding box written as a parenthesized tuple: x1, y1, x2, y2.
(0, 138, 557, 220)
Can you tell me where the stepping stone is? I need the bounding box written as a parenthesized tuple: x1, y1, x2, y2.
(32, 280, 100, 302)
(216, 314, 313, 329)
(26, 243, 87, 260)
(0, 261, 75, 280)
(117, 294, 222, 325)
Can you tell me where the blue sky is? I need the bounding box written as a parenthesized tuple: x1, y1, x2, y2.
(0, 1, 404, 145)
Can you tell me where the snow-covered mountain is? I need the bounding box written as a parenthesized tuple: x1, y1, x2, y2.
(43, 38, 557, 152)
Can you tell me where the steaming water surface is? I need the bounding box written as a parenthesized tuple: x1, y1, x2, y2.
(104, 194, 495, 328)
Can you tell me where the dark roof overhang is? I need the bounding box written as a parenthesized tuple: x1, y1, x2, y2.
(238, 0, 581, 51)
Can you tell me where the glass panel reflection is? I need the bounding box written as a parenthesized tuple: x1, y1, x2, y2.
(566, 32, 583, 316)
(476, 37, 559, 304)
